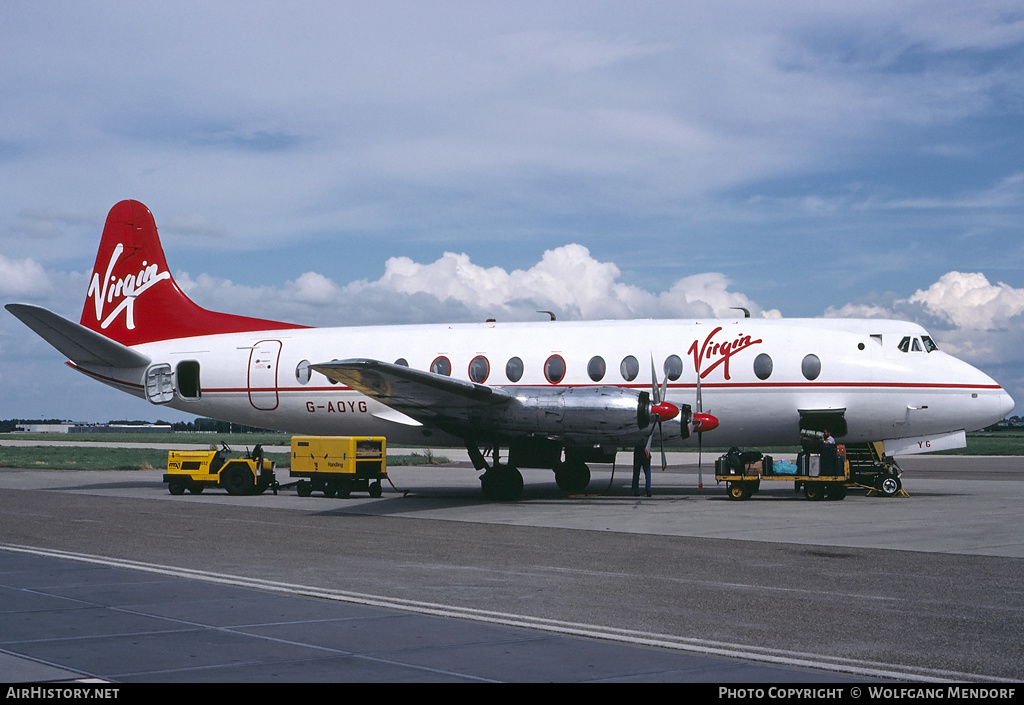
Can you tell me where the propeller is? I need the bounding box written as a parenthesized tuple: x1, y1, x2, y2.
(689, 369, 720, 489)
(645, 356, 679, 471)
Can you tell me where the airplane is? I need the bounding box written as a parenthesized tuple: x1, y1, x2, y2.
(6, 200, 1016, 500)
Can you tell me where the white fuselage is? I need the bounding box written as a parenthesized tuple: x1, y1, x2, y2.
(74, 316, 1014, 450)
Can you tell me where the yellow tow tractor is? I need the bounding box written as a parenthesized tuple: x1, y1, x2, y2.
(164, 443, 278, 496)
(290, 436, 387, 498)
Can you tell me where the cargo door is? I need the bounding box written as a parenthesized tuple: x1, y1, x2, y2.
(248, 340, 282, 410)
(145, 363, 174, 404)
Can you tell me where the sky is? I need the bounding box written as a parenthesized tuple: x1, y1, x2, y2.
(1, 1, 1023, 422)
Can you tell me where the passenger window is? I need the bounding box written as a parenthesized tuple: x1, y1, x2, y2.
(545, 355, 566, 384)
(394, 358, 409, 367)
(620, 355, 639, 382)
(588, 356, 606, 382)
(801, 354, 821, 381)
(753, 353, 773, 381)
(295, 359, 311, 385)
(431, 356, 452, 376)
(506, 357, 524, 383)
(469, 356, 490, 383)
(664, 355, 683, 381)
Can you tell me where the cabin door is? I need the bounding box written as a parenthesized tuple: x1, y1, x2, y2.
(248, 340, 282, 411)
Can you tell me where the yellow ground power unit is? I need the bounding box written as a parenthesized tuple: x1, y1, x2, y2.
(290, 436, 387, 498)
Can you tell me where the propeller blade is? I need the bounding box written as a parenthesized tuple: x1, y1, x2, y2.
(650, 356, 661, 404)
(697, 428, 703, 489)
(659, 421, 668, 471)
(696, 369, 704, 488)
(696, 369, 703, 414)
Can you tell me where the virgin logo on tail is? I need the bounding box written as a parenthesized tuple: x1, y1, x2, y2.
(87, 242, 171, 331)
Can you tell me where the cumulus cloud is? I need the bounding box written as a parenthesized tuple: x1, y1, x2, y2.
(0, 253, 52, 297)
(287, 271, 341, 305)
(826, 271, 1024, 332)
(823, 302, 896, 320)
(340, 244, 779, 323)
(169, 244, 781, 327)
(907, 271, 1024, 330)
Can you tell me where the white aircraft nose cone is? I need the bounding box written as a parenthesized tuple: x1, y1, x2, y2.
(998, 389, 1016, 419)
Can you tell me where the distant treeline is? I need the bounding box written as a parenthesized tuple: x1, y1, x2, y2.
(0, 418, 282, 434)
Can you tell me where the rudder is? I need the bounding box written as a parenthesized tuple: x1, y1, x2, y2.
(80, 200, 305, 345)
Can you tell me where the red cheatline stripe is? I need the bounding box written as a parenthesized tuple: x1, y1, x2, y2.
(69, 364, 1003, 395)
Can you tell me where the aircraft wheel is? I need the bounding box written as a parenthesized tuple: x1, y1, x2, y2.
(481, 465, 523, 501)
(369, 481, 383, 498)
(555, 461, 590, 493)
(878, 474, 901, 497)
(168, 480, 186, 496)
(296, 480, 312, 498)
(508, 467, 524, 498)
(222, 467, 255, 496)
(803, 483, 824, 501)
(480, 471, 496, 499)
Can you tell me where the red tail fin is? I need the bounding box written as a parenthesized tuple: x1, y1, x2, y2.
(79, 200, 307, 345)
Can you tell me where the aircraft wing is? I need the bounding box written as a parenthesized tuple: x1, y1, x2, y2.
(311, 358, 512, 422)
(6, 303, 151, 368)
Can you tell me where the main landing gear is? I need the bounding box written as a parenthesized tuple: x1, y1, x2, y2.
(466, 442, 595, 501)
(468, 443, 524, 501)
(468, 442, 598, 498)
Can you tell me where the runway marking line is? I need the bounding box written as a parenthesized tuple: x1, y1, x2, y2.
(1, 543, 1015, 684)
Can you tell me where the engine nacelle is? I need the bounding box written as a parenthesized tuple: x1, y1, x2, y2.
(468, 386, 680, 445)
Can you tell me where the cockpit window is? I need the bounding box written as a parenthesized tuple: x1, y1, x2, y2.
(898, 335, 936, 353)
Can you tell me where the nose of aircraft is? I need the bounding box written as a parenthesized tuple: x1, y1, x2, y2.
(953, 355, 1015, 430)
(998, 388, 1016, 419)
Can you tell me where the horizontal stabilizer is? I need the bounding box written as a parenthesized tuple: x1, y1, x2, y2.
(6, 303, 151, 368)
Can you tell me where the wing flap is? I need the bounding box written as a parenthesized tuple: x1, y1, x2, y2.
(6, 303, 151, 368)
